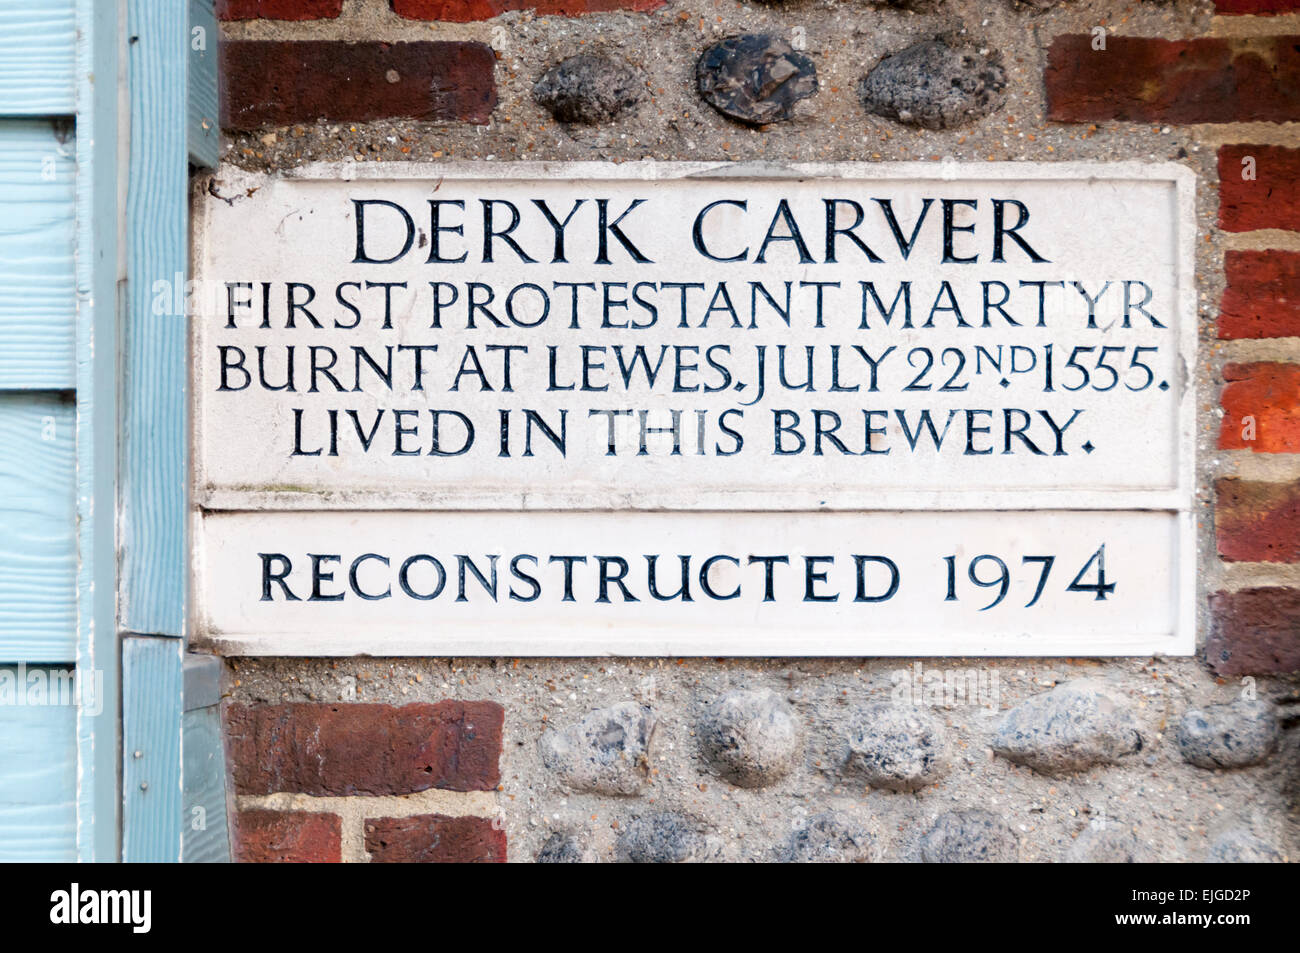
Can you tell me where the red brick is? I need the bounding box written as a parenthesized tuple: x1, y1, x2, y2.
(392, 0, 664, 21)
(1044, 35, 1300, 124)
(1215, 0, 1300, 13)
(1207, 588, 1300, 675)
(225, 701, 504, 796)
(217, 0, 343, 19)
(1216, 479, 1300, 562)
(1218, 362, 1300, 453)
(219, 40, 496, 130)
(1219, 250, 1300, 339)
(233, 810, 342, 863)
(1219, 145, 1300, 232)
(365, 814, 506, 863)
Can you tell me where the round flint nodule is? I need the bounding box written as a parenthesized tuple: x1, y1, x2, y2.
(697, 34, 818, 127)
(532, 53, 643, 125)
(859, 39, 1007, 130)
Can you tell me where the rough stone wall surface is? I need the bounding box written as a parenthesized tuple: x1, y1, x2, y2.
(212, 0, 1300, 862)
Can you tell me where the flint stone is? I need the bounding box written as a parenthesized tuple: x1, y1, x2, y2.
(1065, 826, 1150, 863)
(845, 702, 949, 791)
(697, 34, 818, 126)
(859, 39, 1006, 130)
(536, 832, 585, 863)
(533, 53, 642, 125)
(1206, 828, 1284, 863)
(618, 812, 704, 863)
(1175, 698, 1279, 770)
(540, 701, 655, 795)
(699, 688, 802, 788)
(874, 0, 947, 9)
(920, 810, 1018, 863)
(992, 680, 1143, 775)
(775, 811, 873, 863)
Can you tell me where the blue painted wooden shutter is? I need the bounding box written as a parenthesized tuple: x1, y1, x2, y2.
(0, 0, 226, 862)
(119, 0, 229, 863)
(0, 0, 80, 861)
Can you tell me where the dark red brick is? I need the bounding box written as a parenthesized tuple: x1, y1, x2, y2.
(219, 40, 496, 130)
(233, 810, 342, 863)
(1219, 145, 1300, 232)
(1217, 479, 1300, 562)
(225, 701, 504, 796)
(1218, 362, 1300, 453)
(1207, 587, 1300, 675)
(365, 814, 506, 863)
(392, 0, 664, 21)
(217, 0, 343, 19)
(1215, 0, 1300, 13)
(1220, 250, 1300, 339)
(1044, 35, 1300, 124)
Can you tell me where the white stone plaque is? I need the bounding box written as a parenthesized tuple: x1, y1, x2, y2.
(193, 162, 1196, 656)
(199, 509, 1188, 657)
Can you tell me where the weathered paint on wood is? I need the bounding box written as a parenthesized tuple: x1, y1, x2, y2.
(183, 653, 222, 711)
(0, 668, 77, 862)
(0, 121, 76, 390)
(188, 0, 219, 169)
(109, 0, 202, 861)
(0, 0, 76, 116)
(75, 0, 124, 862)
(0, 394, 75, 663)
(122, 0, 189, 637)
(182, 706, 231, 863)
(122, 635, 183, 862)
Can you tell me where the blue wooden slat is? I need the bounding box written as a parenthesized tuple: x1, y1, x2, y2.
(0, 0, 76, 116)
(0, 394, 75, 662)
(75, 0, 124, 862)
(123, 636, 183, 862)
(182, 706, 231, 863)
(0, 668, 77, 861)
(188, 0, 219, 169)
(0, 121, 75, 390)
(122, 0, 189, 637)
(183, 653, 222, 711)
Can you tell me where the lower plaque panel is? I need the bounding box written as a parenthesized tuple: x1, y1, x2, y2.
(197, 509, 1191, 657)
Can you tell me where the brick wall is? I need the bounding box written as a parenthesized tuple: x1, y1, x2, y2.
(1033, 14, 1300, 677)
(215, 0, 1300, 863)
(227, 702, 505, 861)
(1212, 149, 1300, 674)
